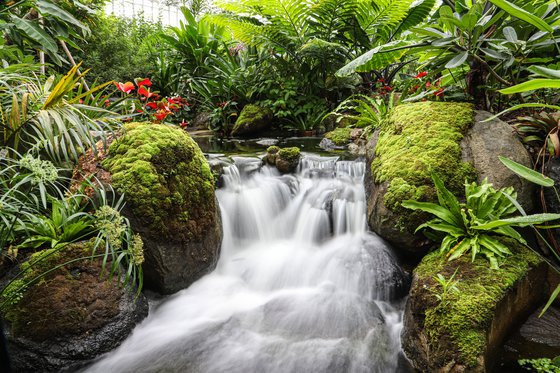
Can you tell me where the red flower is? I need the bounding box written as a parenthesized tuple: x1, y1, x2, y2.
(146, 102, 158, 109)
(104, 99, 110, 107)
(138, 86, 156, 99)
(426, 81, 431, 88)
(180, 120, 189, 128)
(434, 88, 445, 97)
(137, 78, 152, 87)
(155, 110, 169, 121)
(415, 71, 428, 79)
(167, 97, 182, 106)
(115, 81, 135, 94)
(79, 99, 84, 104)
(137, 108, 144, 113)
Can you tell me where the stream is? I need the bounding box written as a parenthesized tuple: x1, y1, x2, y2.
(85, 154, 410, 373)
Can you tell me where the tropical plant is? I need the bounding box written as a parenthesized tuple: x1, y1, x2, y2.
(402, 172, 560, 268)
(0, 64, 116, 164)
(0, 151, 145, 308)
(498, 156, 560, 315)
(432, 269, 460, 306)
(209, 0, 437, 100)
(513, 112, 560, 158)
(1, 0, 92, 66)
(519, 356, 560, 373)
(341, 0, 560, 110)
(71, 13, 164, 84)
(327, 93, 397, 129)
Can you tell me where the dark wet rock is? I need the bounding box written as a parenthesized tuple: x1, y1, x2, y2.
(4, 242, 148, 372)
(361, 234, 410, 300)
(231, 105, 273, 137)
(500, 305, 560, 371)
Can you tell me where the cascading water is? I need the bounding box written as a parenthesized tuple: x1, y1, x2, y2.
(85, 154, 409, 373)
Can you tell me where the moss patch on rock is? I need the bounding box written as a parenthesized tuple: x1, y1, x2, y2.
(231, 104, 273, 136)
(2, 241, 123, 342)
(102, 122, 215, 242)
(276, 147, 301, 174)
(372, 101, 477, 230)
(415, 241, 541, 367)
(324, 127, 354, 146)
(278, 147, 300, 163)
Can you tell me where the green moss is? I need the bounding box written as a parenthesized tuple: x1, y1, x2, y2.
(232, 104, 272, 133)
(325, 127, 354, 146)
(278, 147, 301, 163)
(102, 122, 215, 241)
(267, 145, 280, 154)
(2, 241, 124, 341)
(372, 102, 477, 231)
(417, 241, 541, 367)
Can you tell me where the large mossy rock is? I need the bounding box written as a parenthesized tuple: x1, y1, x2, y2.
(3, 242, 148, 372)
(365, 102, 534, 257)
(102, 123, 222, 294)
(402, 243, 546, 372)
(231, 104, 273, 137)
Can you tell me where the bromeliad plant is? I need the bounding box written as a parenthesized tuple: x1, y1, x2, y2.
(402, 173, 560, 268)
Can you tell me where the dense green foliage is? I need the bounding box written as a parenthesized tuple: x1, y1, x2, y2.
(72, 14, 164, 84)
(403, 173, 560, 268)
(3, 0, 560, 364)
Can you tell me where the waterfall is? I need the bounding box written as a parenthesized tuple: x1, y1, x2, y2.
(85, 154, 409, 373)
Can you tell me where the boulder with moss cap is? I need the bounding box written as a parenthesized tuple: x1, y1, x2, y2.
(231, 104, 273, 137)
(2, 240, 148, 372)
(78, 122, 222, 294)
(365, 102, 534, 256)
(402, 241, 546, 372)
(275, 147, 301, 174)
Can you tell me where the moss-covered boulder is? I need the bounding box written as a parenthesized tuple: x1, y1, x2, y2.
(265, 145, 280, 165)
(3, 241, 148, 372)
(324, 127, 354, 146)
(402, 242, 546, 372)
(231, 104, 273, 137)
(365, 102, 534, 256)
(275, 147, 301, 174)
(101, 123, 222, 294)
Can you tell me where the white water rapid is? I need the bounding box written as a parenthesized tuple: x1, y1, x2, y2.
(85, 154, 409, 373)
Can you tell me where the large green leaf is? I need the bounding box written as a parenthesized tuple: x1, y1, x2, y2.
(432, 172, 462, 218)
(528, 66, 560, 79)
(401, 200, 461, 226)
(499, 156, 555, 187)
(10, 15, 58, 53)
(398, 0, 437, 31)
(445, 51, 469, 69)
(489, 0, 553, 32)
(499, 79, 560, 94)
(37, 0, 87, 32)
(336, 41, 422, 76)
(473, 213, 560, 230)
